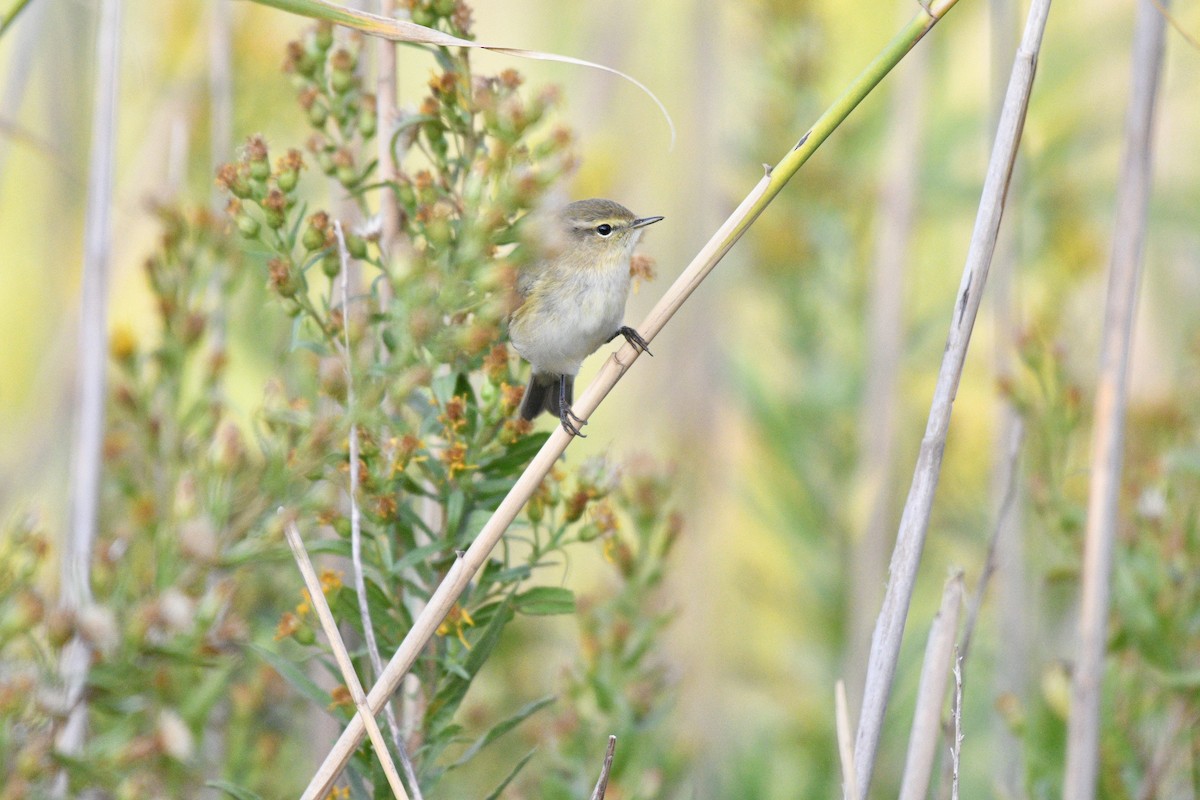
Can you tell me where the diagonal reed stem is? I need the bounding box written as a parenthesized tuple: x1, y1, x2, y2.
(283, 521, 410, 800)
(300, 3, 964, 795)
(850, 0, 1051, 795)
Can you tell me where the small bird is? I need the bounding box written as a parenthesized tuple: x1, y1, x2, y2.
(509, 198, 664, 437)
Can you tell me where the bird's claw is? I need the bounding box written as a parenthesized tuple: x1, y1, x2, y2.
(614, 326, 653, 357)
(559, 407, 588, 438)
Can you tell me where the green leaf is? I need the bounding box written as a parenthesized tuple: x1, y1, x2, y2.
(482, 747, 538, 800)
(247, 643, 332, 711)
(477, 433, 549, 476)
(205, 781, 264, 800)
(388, 541, 446, 576)
(476, 559, 532, 590)
(464, 597, 512, 676)
(445, 489, 467, 539)
(515, 586, 576, 616)
(453, 371, 476, 404)
(449, 695, 555, 769)
(179, 663, 235, 725)
(425, 597, 514, 733)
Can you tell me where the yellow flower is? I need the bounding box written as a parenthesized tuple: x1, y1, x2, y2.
(436, 604, 476, 649)
(320, 569, 343, 594)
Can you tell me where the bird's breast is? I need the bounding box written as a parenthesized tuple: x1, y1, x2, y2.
(510, 262, 631, 376)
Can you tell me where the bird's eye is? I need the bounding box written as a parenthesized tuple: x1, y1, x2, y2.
(595, 223, 613, 237)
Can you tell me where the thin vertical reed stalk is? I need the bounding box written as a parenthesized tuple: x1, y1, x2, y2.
(986, 0, 1029, 787)
(1062, 0, 1167, 796)
(56, 0, 122, 790)
(851, 1, 1051, 795)
(301, 4, 965, 795)
(897, 572, 963, 800)
(835, 680, 858, 800)
(847, 0, 929, 710)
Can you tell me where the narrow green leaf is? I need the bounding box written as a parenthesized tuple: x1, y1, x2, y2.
(247, 643, 331, 711)
(477, 432, 549, 476)
(389, 541, 447, 575)
(449, 695, 555, 769)
(463, 597, 513, 675)
(426, 597, 514, 732)
(482, 748, 538, 800)
(445, 489, 467, 540)
(515, 586, 576, 616)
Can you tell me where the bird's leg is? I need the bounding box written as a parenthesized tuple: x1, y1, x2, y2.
(558, 374, 587, 438)
(607, 326, 653, 357)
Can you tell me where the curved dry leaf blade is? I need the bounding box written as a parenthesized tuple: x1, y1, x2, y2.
(247, 0, 676, 148)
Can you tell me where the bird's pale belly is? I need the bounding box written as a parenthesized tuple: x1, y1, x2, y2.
(510, 269, 630, 377)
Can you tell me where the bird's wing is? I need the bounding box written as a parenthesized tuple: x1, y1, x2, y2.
(516, 257, 547, 300)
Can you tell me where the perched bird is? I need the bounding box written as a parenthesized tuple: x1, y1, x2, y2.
(508, 198, 664, 437)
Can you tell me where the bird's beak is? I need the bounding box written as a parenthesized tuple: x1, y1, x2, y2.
(631, 215, 665, 229)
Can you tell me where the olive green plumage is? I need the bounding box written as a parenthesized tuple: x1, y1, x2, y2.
(509, 198, 663, 436)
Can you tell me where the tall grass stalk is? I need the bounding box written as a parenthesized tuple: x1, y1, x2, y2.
(897, 573, 963, 800)
(56, 0, 122, 791)
(846, 0, 930, 710)
(1062, 0, 1167, 795)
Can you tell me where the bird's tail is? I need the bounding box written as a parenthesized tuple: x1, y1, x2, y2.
(520, 373, 572, 421)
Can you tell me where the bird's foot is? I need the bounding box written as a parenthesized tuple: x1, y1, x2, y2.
(559, 406, 588, 438)
(609, 326, 653, 356)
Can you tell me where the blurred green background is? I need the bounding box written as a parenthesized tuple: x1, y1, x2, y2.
(2, 0, 1199, 796)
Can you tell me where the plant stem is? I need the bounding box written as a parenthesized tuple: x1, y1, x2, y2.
(897, 572, 963, 800)
(284, 521, 411, 800)
(1062, 0, 1167, 796)
(56, 0, 121, 791)
(851, 0, 1050, 795)
(0, 0, 35, 39)
(847, 0, 930, 712)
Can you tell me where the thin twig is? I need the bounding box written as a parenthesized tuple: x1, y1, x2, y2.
(835, 680, 858, 800)
(587, 736, 618, 800)
(283, 521, 410, 800)
(333, 222, 423, 800)
(1063, 1, 1167, 797)
(851, 2, 1051, 796)
(959, 420, 1024, 666)
(898, 572, 963, 800)
(55, 0, 122, 792)
(301, 5, 965, 795)
(950, 648, 963, 800)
